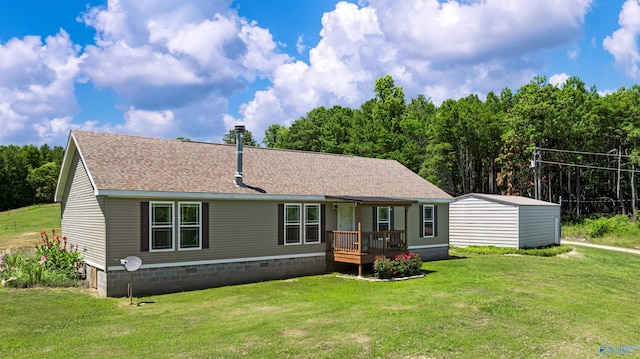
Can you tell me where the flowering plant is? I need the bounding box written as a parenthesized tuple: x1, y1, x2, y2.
(373, 252, 423, 279)
(0, 229, 84, 288)
(36, 229, 84, 277)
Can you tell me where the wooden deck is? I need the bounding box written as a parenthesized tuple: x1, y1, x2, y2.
(326, 224, 408, 275)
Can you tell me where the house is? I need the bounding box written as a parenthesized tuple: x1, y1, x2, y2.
(55, 128, 453, 297)
(449, 193, 561, 249)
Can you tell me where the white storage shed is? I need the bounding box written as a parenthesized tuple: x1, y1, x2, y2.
(450, 193, 561, 248)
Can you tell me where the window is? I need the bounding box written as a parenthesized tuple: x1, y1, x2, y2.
(285, 204, 302, 245)
(179, 202, 201, 250)
(150, 201, 174, 251)
(279, 203, 324, 245)
(377, 207, 391, 231)
(142, 201, 208, 252)
(304, 204, 321, 244)
(422, 205, 435, 237)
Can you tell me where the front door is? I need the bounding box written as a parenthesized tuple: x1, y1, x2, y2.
(337, 204, 355, 231)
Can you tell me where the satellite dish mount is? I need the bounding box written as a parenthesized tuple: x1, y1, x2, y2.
(120, 256, 142, 305)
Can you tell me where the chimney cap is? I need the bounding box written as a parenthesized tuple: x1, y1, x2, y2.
(234, 125, 245, 132)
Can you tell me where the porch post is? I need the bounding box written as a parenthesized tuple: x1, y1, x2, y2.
(404, 205, 410, 251)
(357, 222, 362, 254)
(357, 222, 362, 276)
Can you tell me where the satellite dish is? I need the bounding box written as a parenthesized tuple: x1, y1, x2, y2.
(119, 255, 143, 305)
(121, 256, 142, 272)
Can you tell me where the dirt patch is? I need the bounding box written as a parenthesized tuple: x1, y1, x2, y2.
(20, 232, 38, 236)
(336, 273, 425, 282)
(349, 333, 370, 346)
(282, 329, 305, 337)
(558, 249, 584, 259)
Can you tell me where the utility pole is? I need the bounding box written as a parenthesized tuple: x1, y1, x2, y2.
(532, 147, 542, 200)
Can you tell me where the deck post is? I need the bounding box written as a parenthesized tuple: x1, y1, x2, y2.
(357, 222, 362, 276)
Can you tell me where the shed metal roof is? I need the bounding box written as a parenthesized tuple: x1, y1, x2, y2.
(454, 193, 560, 207)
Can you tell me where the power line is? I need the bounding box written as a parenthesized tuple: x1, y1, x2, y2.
(537, 146, 640, 159)
(538, 159, 640, 173)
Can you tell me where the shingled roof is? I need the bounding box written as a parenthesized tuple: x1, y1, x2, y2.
(55, 130, 452, 201)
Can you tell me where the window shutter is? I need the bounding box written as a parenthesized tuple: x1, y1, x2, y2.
(320, 204, 326, 243)
(419, 205, 424, 238)
(372, 207, 378, 231)
(433, 205, 438, 237)
(202, 202, 209, 249)
(390, 206, 395, 230)
(140, 201, 149, 252)
(278, 203, 284, 245)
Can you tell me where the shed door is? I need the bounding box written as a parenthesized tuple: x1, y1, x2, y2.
(337, 204, 355, 231)
(554, 217, 560, 245)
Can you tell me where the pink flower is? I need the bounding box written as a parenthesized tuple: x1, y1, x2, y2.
(39, 256, 47, 264)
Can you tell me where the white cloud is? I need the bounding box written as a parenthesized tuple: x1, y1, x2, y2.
(232, 0, 590, 141)
(0, 30, 81, 144)
(568, 48, 579, 60)
(33, 117, 74, 144)
(549, 73, 570, 86)
(224, 89, 285, 140)
(72, 0, 292, 143)
(603, 0, 640, 79)
(117, 107, 176, 137)
(296, 35, 307, 54)
(80, 0, 290, 108)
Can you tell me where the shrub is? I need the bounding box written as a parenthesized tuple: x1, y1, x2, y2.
(373, 253, 423, 279)
(456, 245, 573, 257)
(1, 229, 84, 288)
(584, 214, 638, 238)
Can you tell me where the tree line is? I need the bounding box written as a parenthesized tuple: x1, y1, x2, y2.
(0, 145, 64, 211)
(3, 75, 639, 217)
(263, 75, 640, 217)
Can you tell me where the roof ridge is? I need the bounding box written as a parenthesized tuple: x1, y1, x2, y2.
(71, 129, 400, 163)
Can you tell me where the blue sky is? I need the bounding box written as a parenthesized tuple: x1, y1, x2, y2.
(1, 0, 639, 146)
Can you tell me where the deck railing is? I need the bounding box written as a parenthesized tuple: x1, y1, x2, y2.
(327, 229, 407, 255)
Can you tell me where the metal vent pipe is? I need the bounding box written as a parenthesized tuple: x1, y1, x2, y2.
(234, 125, 245, 186)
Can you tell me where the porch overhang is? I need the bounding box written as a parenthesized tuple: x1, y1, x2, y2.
(325, 195, 417, 206)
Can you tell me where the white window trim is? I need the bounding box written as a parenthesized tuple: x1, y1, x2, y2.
(377, 206, 391, 231)
(178, 201, 202, 251)
(422, 204, 435, 238)
(150, 201, 175, 252)
(284, 203, 302, 245)
(304, 204, 321, 244)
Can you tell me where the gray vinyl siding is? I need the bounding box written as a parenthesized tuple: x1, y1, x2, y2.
(106, 199, 327, 267)
(449, 197, 518, 248)
(393, 206, 405, 230)
(60, 152, 106, 268)
(518, 205, 561, 248)
(361, 206, 374, 231)
(407, 203, 449, 247)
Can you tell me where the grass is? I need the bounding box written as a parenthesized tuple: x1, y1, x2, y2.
(0, 203, 60, 251)
(456, 244, 574, 256)
(1, 246, 639, 358)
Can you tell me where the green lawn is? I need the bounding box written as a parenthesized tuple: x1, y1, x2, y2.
(1, 246, 639, 358)
(0, 203, 60, 251)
